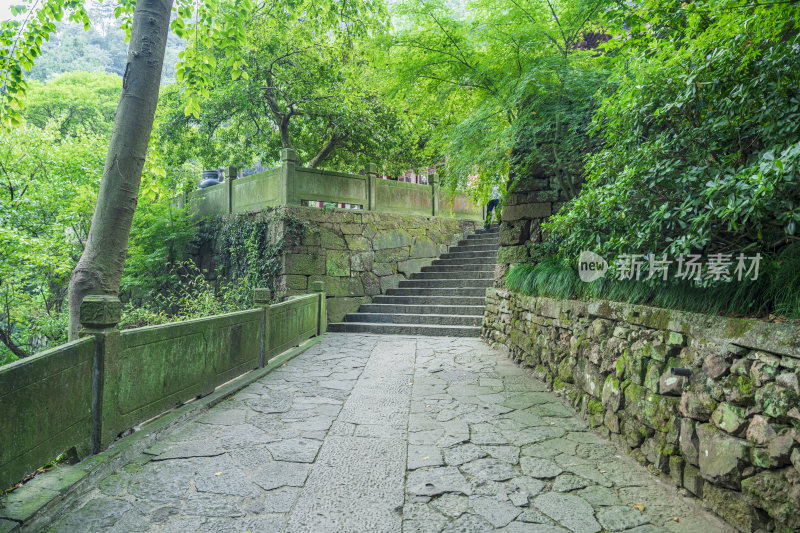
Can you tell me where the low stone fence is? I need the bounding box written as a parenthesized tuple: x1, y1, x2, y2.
(175, 149, 482, 221)
(482, 288, 800, 531)
(0, 286, 326, 491)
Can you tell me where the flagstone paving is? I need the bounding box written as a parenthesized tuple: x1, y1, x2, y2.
(46, 334, 734, 532)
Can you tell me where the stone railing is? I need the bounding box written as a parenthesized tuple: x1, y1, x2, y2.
(0, 284, 326, 491)
(174, 149, 482, 221)
(483, 289, 800, 532)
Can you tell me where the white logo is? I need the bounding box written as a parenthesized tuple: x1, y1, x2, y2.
(579, 251, 608, 282)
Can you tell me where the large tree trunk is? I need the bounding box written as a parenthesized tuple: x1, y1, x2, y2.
(67, 0, 174, 340)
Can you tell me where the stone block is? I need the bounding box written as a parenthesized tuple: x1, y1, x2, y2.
(756, 383, 798, 418)
(679, 417, 700, 465)
(710, 402, 747, 435)
(344, 235, 370, 251)
(373, 230, 412, 250)
(776, 372, 800, 394)
(750, 356, 780, 386)
(720, 374, 755, 406)
(703, 482, 766, 532)
(372, 261, 394, 276)
(746, 415, 777, 446)
(669, 455, 685, 486)
(526, 189, 559, 203)
(498, 221, 529, 246)
(730, 357, 752, 376)
(326, 251, 351, 277)
(410, 240, 439, 258)
(380, 275, 403, 292)
(702, 354, 731, 379)
(319, 227, 346, 250)
(284, 253, 325, 275)
(658, 371, 685, 396)
(741, 467, 800, 530)
(374, 248, 409, 263)
(624, 382, 679, 432)
(497, 245, 529, 265)
(284, 275, 308, 290)
(767, 429, 796, 466)
(683, 463, 703, 496)
(360, 272, 381, 296)
(604, 409, 620, 433)
(350, 252, 374, 272)
(501, 202, 551, 222)
(697, 423, 748, 489)
(679, 391, 717, 421)
(644, 361, 662, 393)
(601, 375, 623, 412)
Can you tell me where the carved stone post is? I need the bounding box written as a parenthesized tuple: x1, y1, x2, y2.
(430, 173, 440, 217)
(253, 288, 272, 368)
(79, 295, 121, 453)
(280, 148, 298, 206)
(365, 162, 378, 211)
(310, 281, 327, 335)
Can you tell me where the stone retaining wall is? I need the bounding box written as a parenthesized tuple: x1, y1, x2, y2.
(280, 207, 479, 322)
(482, 289, 800, 531)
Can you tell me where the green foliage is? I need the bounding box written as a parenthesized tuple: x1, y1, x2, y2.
(506, 252, 800, 319)
(382, 0, 612, 202)
(22, 71, 120, 136)
(119, 261, 251, 329)
(155, 0, 406, 173)
(0, 116, 105, 359)
(546, 0, 800, 265)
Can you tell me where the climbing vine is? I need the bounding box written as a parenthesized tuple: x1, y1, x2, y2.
(216, 209, 307, 303)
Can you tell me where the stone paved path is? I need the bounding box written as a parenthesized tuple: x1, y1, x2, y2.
(47, 334, 734, 533)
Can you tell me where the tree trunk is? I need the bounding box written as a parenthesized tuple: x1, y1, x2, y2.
(67, 0, 174, 340)
(307, 134, 339, 168)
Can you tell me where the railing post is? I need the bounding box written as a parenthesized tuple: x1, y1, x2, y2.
(310, 281, 327, 335)
(79, 295, 121, 454)
(430, 172, 439, 217)
(365, 162, 378, 211)
(280, 148, 298, 206)
(226, 166, 237, 213)
(253, 288, 272, 368)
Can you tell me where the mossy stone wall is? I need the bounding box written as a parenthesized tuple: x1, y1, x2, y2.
(280, 207, 479, 322)
(483, 289, 800, 532)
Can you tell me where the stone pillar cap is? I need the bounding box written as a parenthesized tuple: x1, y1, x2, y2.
(80, 295, 122, 328)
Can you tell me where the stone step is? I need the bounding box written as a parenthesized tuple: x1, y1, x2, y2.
(421, 264, 495, 273)
(371, 295, 487, 306)
(410, 271, 494, 280)
(344, 313, 482, 326)
(327, 322, 481, 337)
(357, 303, 485, 316)
(449, 244, 499, 253)
(430, 257, 497, 267)
(386, 287, 488, 297)
(439, 251, 497, 260)
(460, 236, 499, 244)
(398, 279, 493, 289)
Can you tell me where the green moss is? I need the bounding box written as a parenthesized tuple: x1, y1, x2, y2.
(725, 318, 753, 338)
(587, 399, 604, 415)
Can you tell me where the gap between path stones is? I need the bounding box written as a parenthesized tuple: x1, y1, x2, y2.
(45, 334, 734, 533)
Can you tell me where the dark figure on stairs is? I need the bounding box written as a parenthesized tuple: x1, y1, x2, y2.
(482, 186, 501, 232)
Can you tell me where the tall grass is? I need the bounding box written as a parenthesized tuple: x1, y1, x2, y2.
(505, 255, 800, 319)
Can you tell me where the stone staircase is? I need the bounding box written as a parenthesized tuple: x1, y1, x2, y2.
(328, 226, 499, 336)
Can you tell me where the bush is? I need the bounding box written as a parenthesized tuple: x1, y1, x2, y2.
(545, 1, 800, 267)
